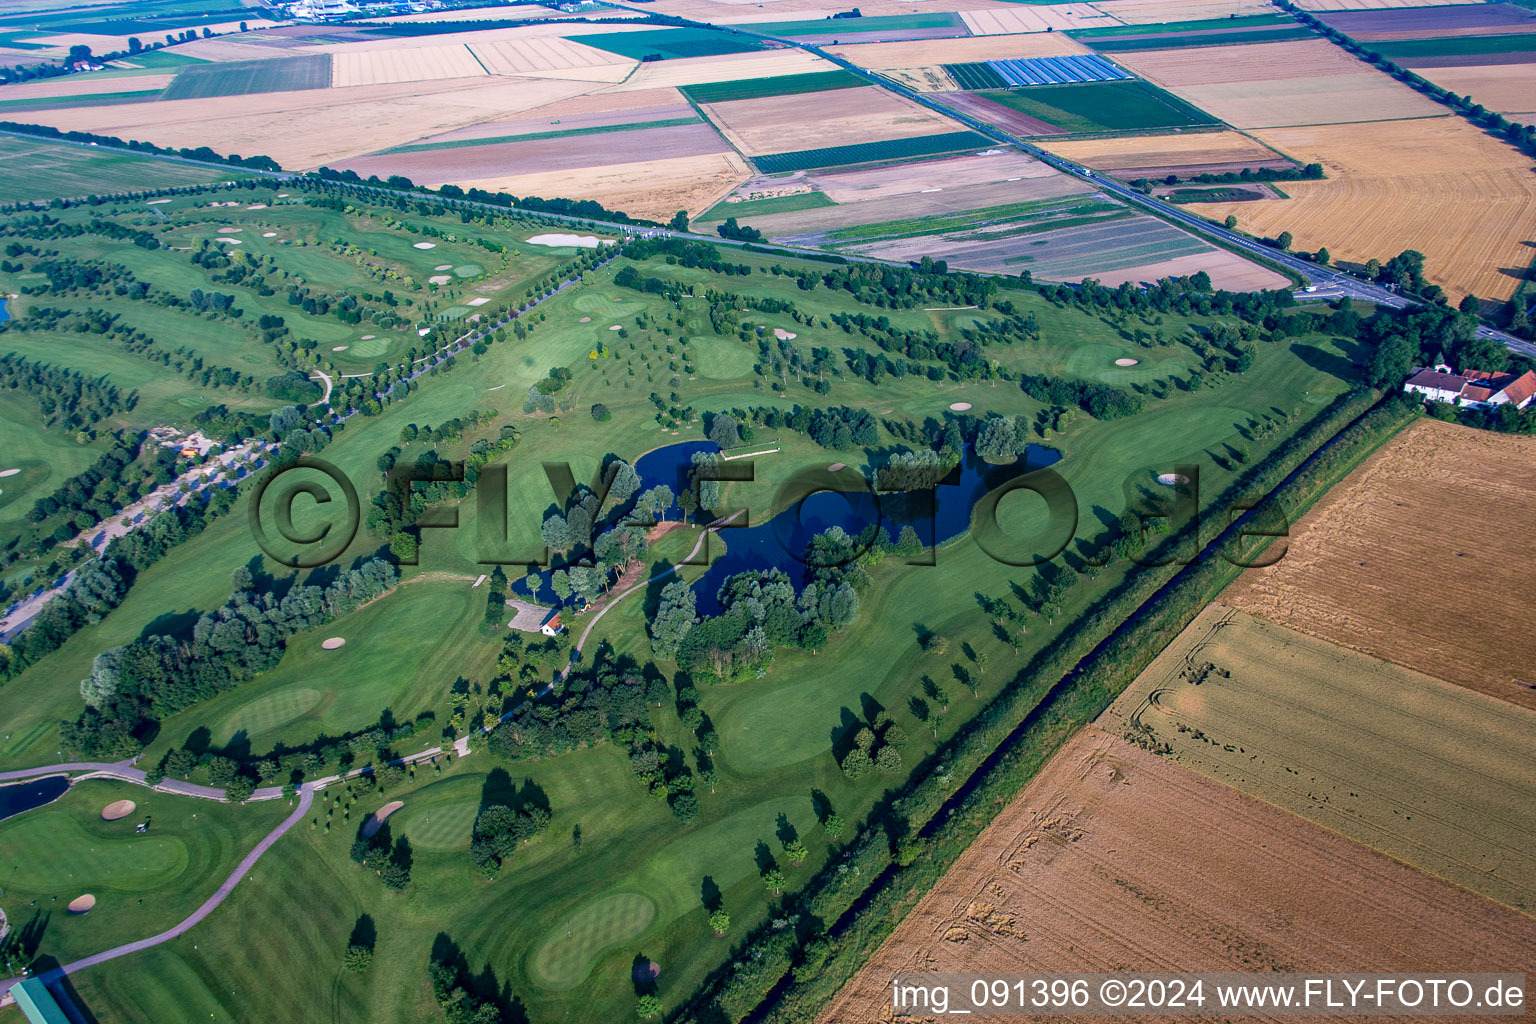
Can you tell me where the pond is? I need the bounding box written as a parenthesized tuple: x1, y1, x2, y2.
(0, 775, 69, 823)
(0, 298, 9, 324)
(631, 440, 1062, 614)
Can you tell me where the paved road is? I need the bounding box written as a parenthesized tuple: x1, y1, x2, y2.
(0, 784, 315, 1007)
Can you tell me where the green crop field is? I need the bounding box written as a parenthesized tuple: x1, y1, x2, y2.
(0, 135, 243, 201)
(1086, 25, 1313, 51)
(159, 54, 333, 100)
(980, 80, 1218, 132)
(564, 27, 762, 60)
(0, 778, 285, 965)
(681, 70, 866, 104)
(0, 166, 1373, 1024)
(746, 11, 966, 35)
(751, 130, 992, 172)
(944, 61, 1011, 90)
(1367, 33, 1536, 59)
(1069, 13, 1294, 37)
(376, 117, 703, 155)
(695, 191, 837, 223)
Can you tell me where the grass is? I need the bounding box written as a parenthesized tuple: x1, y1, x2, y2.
(681, 70, 865, 104)
(0, 778, 285, 966)
(0, 191, 1367, 1024)
(564, 27, 762, 60)
(746, 12, 966, 35)
(375, 117, 703, 156)
(979, 80, 1218, 133)
(751, 131, 992, 173)
(944, 61, 1011, 90)
(695, 191, 837, 224)
(1069, 13, 1294, 37)
(0, 135, 242, 201)
(1369, 32, 1536, 58)
(0, 396, 104, 534)
(159, 54, 333, 101)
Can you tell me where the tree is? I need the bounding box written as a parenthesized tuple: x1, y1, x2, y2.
(762, 867, 786, 895)
(637, 995, 662, 1020)
(840, 747, 873, 779)
(875, 744, 902, 774)
(224, 774, 256, 803)
(390, 531, 417, 563)
(1277, 230, 1294, 250)
(649, 579, 697, 658)
(824, 813, 845, 838)
(1223, 214, 1237, 230)
(591, 403, 611, 422)
(1459, 294, 1481, 315)
(344, 944, 374, 973)
(709, 908, 731, 935)
(783, 838, 809, 864)
(1314, 247, 1330, 266)
(551, 569, 572, 602)
(708, 413, 741, 448)
(677, 487, 698, 522)
(669, 210, 689, 232)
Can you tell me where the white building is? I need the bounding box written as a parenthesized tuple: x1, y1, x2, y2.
(1403, 364, 1536, 410)
(291, 0, 357, 19)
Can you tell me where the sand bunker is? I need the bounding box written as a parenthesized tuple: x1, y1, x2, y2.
(101, 799, 136, 821)
(262, 232, 277, 237)
(1157, 473, 1191, 486)
(247, 203, 267, 210)
(67, 895, 96, 914)
(413, 242, 437, 249)
(609, 325, 622, 331)
(828, 463, 847, 472)
(429, 275, 452, 285)
(467, 297, 489, 306)
(633, 960, 661, 982)
(579, 317, 592, 323)
(332, 345, 349, 352)
(527, 233, 606, 248)
(949, 402, 972, 411)
(361, 800, 403, 839)
(322, 637, 346, 650)
(0, 468, 19, 478)
(215, 238, 242, 244)
(361, 334, 376, 340)
(1115, 358, 1140, 366)
(216, 227, 242, 234)
(146, 198, 171, 205)
(773, 328, 797, 340)
(435, 264, 452, 271)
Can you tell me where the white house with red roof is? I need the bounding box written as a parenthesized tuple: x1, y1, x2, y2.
(1403, 364, 1536, 410)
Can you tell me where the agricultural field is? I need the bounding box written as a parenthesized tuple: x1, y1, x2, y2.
(1038, 128, 1298, 179)
(749, 131, 994, 173)
(1104, 604, 1536, 913)
(820, 723, 1536, 1021)
(698, 85, 968, 157)
(158, 54, 333, 100)
(1222, 418, 1536, 710)
(0, 174, 1372, 1023)
(565, 26, 762, 60)
(960, 79, 1219, 132)
(0, 133, 246, 202)
(1073, 13, 1314, 51)
(1085, 0, 1278, 24)
(1198, 117, 1536, 301)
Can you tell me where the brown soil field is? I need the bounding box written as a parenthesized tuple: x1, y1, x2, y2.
(23, 76, 592, 169)
(820, 723, 1536, 1023)
(1041, 129, 1293, 174)
(451, 151, 750, 221)
(1199, 118, 1536, 300)
(813, 148, 1065, 201)
(1088, 249, 1290, 289)
(1294, 0, 1482, 10)
(1318, 4, 1535, 34)
(942, 91, 1069, 135)
(603, 48, 833, 91)
(1087, 0, 1278, 24)
(411, 96, 694, 146)
(336, 121, 729, 180)
(743, 176, 1089, 235)
(1223, 418, 1536, 708)
(1177, 73, 1445, 128)
(1112, 39, 1375, 87)
(827, 33, 1095, 67)
(1104, 603, 1536, 913)
(875, 65, 958, 92)
(469, 36, 638, 75)
(331, 44, 487, 86)
(1411, 63, 1536, 116)
(957, 3, 1117, 35)
(699, 86, 963, 156)
(0, 72, 176, 100)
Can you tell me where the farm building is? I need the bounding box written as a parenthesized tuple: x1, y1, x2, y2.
(1403, 366, 1536, 410)
(9, 978, 75, 1024)
(540, 611, 565, 637)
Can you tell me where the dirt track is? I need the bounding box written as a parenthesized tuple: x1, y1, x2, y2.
(820, 725, 1536, 1023)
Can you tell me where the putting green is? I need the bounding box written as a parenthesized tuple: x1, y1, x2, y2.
(397, 798, 478, 851)
(441, 306, 471, 319)
(0, 811, 189, 892)
(214, 687, 324, 746)
(691, 337, 756, 380)
(572, 292, 643, 317)
(1062, 343, 1186, 385)
(531, 892, 656, 989)
(349, 335, 390, 358)
(452, 263, 483, 278)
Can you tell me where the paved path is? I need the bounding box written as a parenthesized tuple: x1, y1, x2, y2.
(0, 785, 315, 1007)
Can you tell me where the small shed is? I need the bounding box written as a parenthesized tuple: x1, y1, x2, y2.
(11, 978, 74, 1024)
(540, 612, 564, 637)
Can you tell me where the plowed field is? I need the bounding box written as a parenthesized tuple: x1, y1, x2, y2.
(820, 724, 1536, 1022)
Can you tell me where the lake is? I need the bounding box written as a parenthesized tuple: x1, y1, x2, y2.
(0, 775, 69, 822)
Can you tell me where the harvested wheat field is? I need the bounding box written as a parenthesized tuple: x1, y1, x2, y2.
(1223, 418, 1536, 708)
(1199, 118, 1536, 300)
(331, 44, 488, 86)
(876, 65, 958, 91)
(470, 35, 639, 75)
(958, 4, 1117, 35)
(1105, 603, 1536, 914)
(452, 151, 751, 221)
(1089, 0, 1278, 23)
(1177, 73, 1445, 128)
(1041, 129, 1294, 177)
(828, 33, 1095, 68)
(603, 48, 833, 91)
(814, 147, 1063, 201)
(820, 724, 1536, 1023)
(21, 76, 592, 169)
(699, 87, 963, 156)
(1413, 63, 1536, 116)
(1294, 0, 1483, 10)
(1113, 38, 1379, 87)
(0, 72, 176, 101)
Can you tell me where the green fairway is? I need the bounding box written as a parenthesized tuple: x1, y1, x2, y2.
(0, 778, 285, 965)
(0, 135, 243, 202)
(531, 892, 658, 987)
